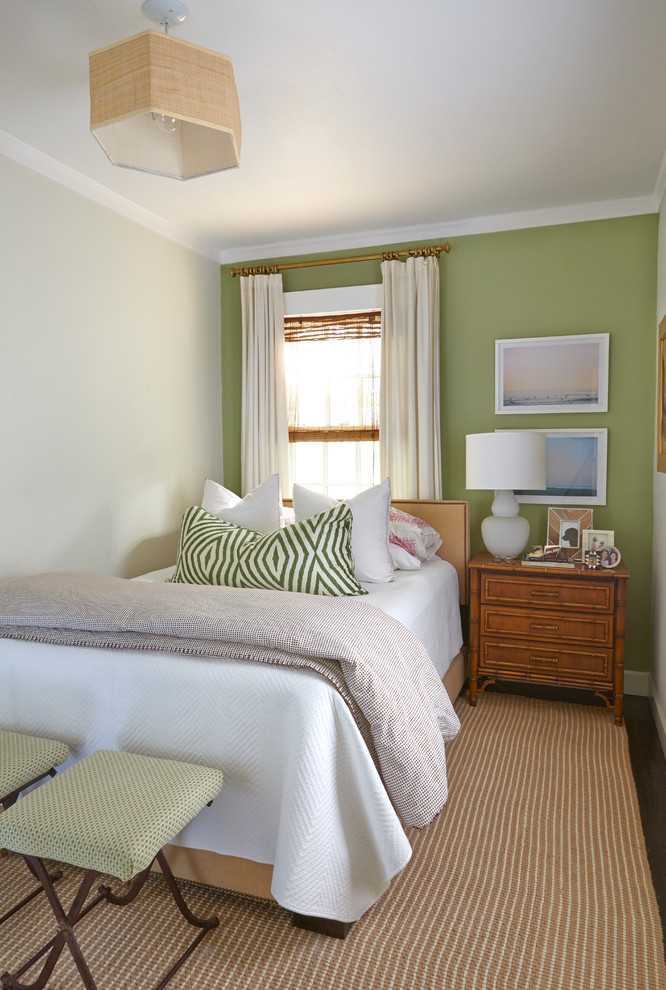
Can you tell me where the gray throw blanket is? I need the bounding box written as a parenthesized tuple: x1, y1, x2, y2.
(0, 572, 460, 828)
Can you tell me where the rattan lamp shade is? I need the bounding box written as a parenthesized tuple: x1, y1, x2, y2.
(89, 30, 241, 180)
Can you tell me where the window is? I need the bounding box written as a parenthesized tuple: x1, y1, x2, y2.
(284, 310, 381, 498)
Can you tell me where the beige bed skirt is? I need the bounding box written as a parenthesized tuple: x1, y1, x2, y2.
(159, 649, 468, 901)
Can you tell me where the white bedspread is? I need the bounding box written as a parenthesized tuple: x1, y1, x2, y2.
(0, 560, 462, 922)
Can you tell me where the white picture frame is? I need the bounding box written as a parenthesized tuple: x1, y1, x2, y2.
(581, 529, 615, 554)
(499, 428, 608, 505)
(495, 333, 609, 414)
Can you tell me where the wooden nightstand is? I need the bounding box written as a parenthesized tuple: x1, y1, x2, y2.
(468, 552, 630, 724)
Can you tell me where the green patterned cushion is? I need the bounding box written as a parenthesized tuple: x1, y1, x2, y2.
(0, 749, 223, 882)
(0, 729, 69, 800)
(171, 501, 368, 597)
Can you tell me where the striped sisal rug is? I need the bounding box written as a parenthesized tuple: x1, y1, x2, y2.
(1, 692, 664, 989)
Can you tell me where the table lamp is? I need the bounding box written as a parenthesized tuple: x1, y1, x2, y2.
(466, 431, 547, 559)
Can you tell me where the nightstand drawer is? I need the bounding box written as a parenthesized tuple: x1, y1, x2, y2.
(480, 606, 614, 647)
(481, 574, 614, 613)
(480, 639, 613, 681)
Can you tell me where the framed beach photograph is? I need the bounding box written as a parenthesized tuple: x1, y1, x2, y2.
(495, 333, 609, 414)
(657, 316, 666, 474)
(504, 428, 608, 505)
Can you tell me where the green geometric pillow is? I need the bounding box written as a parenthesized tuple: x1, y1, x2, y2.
(171, 501, 368, 597)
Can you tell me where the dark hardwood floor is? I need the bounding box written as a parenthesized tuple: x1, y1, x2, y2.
(624, 694, 666, 933)
(483, 682, 666, 937)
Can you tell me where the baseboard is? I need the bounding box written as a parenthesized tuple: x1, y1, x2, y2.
(624, 670, 650, 696)
(649, 678, 666, 761)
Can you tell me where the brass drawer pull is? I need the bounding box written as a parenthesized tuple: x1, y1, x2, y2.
(530, 590, 560, 598)
(530, 655, 558, 664)
(530, 623, 559, 631)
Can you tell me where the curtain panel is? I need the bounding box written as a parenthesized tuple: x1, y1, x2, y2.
(240, 273, 291, 495)
(380, 255, 442, 499)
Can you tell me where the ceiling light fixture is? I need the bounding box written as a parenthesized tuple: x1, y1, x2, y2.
(88, 1, 241, 180)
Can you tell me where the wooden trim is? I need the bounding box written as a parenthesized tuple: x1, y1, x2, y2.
(657, 316, 666, 474)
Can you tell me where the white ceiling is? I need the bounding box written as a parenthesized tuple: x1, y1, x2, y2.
(2, 0, 666, 263)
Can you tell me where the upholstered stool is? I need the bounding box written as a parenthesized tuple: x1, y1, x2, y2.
(0, 749, 224, 990)
(1, 729, 70, 927)
(0, 730, 69, 811)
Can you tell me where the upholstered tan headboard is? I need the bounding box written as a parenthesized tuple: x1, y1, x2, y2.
(283, 496, 470, 605)
(391, 500, 470, 605)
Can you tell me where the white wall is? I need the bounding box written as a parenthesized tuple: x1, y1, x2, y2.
(652, 195, 666, 750)
(0, 154, 222, 579)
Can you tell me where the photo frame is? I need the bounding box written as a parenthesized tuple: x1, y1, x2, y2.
(600, 547, 621, 568)
(547, 507, 593, 553)
(504, 428, 608, 505)
(657, 316, 666, 474)
(495, 333, 609, 414)
(581, 529, 615, 554)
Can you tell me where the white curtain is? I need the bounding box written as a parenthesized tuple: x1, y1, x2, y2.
(241, 273, 291, 495)
(380, 255, 442, 499)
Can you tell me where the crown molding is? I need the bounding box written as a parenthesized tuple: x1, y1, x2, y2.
(653, 146, 666, 212)
(217, 195, 659, 264)
(0, 129, 220, 261)
(1, 128, 659, 266)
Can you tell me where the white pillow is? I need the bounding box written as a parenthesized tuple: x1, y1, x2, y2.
(389, 543, 421, 570)
(201, 475, 282, 535)
(292, 478, 394, 583)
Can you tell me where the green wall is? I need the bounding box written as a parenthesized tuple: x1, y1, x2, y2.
(220, 215, 657, 672)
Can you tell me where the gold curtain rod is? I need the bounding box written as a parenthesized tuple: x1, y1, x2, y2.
(230, 243, 452, 278)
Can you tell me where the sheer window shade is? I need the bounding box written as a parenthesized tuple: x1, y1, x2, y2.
(285, 311, 381, 443)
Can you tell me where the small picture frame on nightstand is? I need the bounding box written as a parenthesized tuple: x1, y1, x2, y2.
(547, 507, 593, 561)
(581, 529, 615, 555)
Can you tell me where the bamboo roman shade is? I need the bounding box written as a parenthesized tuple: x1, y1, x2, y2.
(284, 311, 381, 343)
(285, 311, 381, 443)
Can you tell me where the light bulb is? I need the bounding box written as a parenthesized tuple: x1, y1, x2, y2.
(152, 113, 179, 134)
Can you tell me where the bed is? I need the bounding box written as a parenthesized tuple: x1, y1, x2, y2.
(0, 497, 469, 935)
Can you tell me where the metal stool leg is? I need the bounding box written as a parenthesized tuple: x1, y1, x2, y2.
(2, 850, 219, 990)
(1, 771, 62, 928)
(2, 857, 102, 990)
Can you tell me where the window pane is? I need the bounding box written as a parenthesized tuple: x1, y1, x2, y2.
(290, 443, 326, 492)
(286, 337, 380, 431)
(289, 441, 380, 499)
(284, 310, 381, 495)
(327, 442, 357, 486)
(326, 441, 380, 498)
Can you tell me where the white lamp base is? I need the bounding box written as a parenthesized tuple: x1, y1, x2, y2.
(481, 489, 530, 559)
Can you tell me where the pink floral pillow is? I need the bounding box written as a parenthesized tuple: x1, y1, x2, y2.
(389, 507, 442, 561)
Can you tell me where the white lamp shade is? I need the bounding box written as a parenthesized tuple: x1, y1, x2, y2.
(466, 432, 546, 491)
